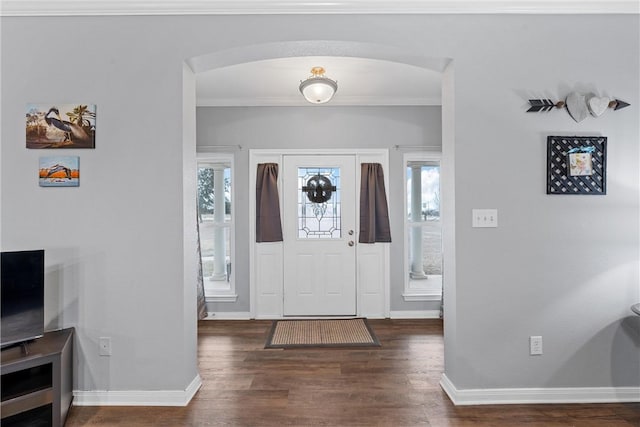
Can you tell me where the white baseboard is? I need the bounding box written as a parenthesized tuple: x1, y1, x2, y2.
(73, 374, 202, 406)
(205, 311, 252, 320)
(255, 313, 441, 320)
(389, 310, 441, 319)
(440, 373, 640, 405)
(208, 311, 441, 320)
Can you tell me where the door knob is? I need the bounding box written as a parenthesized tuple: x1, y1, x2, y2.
(348, 241, 354, 247)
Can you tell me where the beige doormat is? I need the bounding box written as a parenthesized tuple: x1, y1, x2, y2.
(265, 318, 380, 348)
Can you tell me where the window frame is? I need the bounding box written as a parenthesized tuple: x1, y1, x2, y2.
(197, 152, 237, 302)
(402, 151, 443, 302)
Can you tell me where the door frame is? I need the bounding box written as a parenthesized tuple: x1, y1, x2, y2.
(249, 148, 390, 319)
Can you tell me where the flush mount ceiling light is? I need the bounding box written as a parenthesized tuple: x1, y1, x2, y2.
(299, 66, 338, 104)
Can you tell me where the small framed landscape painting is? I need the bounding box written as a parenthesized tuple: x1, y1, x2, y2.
(39, 156, 79, 187)
(26, 104, 96, 149)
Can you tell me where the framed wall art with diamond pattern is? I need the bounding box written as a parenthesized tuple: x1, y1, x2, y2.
(546, 136, 607, 195)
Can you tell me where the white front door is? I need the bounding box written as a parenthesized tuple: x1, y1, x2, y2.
(283, 155, 357, 316)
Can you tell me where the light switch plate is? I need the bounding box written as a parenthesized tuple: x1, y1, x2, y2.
(530, 336, 543, 355)
(472, 209, 498, 228)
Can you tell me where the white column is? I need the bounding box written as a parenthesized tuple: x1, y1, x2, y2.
(410, 165, 428, 279)
(211, 165, 227, 281)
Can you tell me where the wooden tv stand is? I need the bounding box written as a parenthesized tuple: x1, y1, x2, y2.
(1, 328, 74, 427)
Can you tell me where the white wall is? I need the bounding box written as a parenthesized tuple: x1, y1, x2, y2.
(1, 16, 195, 393)
(1, 13, 638, 396)
(196, 106, 442, 314)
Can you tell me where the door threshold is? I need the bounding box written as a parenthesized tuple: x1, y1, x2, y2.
(281, 315, 360, 320)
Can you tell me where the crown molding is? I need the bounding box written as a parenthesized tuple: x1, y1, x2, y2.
(1, 1, 638, 17)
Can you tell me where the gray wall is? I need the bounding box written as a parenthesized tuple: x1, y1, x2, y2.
(196, 106, 442, 313)
(1, 13, 638, 394)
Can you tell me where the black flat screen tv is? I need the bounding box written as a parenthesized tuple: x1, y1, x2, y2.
(1, 249, 45, 348)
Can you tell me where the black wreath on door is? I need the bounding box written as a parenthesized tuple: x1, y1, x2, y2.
(302, 175, 337, 203)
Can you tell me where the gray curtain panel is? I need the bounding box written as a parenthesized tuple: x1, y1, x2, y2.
(256, 163, 284, 242)
(196, 204, 207, 320)
(359, 163, 392, 243)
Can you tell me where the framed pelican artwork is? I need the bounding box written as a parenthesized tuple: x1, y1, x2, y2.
(26, 103, 96, 148)
(39, 156, 80, 187)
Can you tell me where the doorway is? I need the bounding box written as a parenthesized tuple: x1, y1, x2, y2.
(185, 49, 455, 406)
(186, 45, 455, 389)
(282, 155, 357, 316)
(249, 148, 389, 319)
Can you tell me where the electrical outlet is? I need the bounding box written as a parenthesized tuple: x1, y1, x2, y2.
(530, 336, 543, 355)
(99, 337, 112, 356)
(472, 209, 498, 228)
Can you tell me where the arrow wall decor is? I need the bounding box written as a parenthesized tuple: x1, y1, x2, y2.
(527, 99, 565, 112)
(527, 92, 630, 123)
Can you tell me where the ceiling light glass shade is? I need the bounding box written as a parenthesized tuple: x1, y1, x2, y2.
(299, 67, 338, 104)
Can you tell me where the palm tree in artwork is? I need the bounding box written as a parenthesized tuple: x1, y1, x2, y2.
(65, 104, 95, 129)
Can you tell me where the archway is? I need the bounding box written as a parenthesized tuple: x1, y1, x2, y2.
(182, 40, 456, 398)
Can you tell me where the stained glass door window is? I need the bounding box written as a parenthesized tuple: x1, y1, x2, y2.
(297, 167, 341, 239)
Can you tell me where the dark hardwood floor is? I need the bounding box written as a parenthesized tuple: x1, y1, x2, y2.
(67, 319, 639, 426)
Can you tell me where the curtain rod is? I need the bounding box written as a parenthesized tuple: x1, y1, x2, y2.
(200, 145, 439, 151)
(393, 145, 441, 150)
(198, 145, 242, 152)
